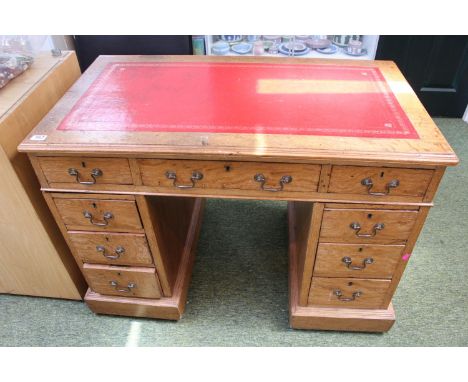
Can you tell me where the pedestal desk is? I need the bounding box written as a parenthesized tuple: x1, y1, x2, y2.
(18, 56, 458, 332)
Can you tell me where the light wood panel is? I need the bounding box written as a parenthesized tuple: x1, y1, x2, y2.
(68, 231, 153, 266)
(137, 195, 199, 296)
(313, 243, 404, 279)
(291, 201, 325, 306)
(83, 263, 162, 298)
(381, 206, 432, 307)
(0, 51, 85, 299)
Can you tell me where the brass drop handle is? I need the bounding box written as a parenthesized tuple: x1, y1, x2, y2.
(109, 281, 135, 293)
(165, 170, 203, 189)
(334, 289, 362, 302)
(342, 256, 374, 270)
(68, 168, 103, 185)
(350, 222, 384, 238)
(254, 174, 292, 192)
(96, 245, 125, 260)
(361, 178, 400, 196)
(83, 211, 113, 226)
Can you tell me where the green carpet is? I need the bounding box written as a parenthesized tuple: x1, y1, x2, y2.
(1, 118, 467, 346)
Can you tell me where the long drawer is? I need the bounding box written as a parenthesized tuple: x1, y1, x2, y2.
(328, 166, 433, 198)
(38, 157, 133, 186)
(68, 232, 153, 266)
(138, 159, 321, 195)
(320, 207, 418, 245)
(308, 277, 391, 309)
(53, 196, 143, 232)
(83, 264, 162, 298)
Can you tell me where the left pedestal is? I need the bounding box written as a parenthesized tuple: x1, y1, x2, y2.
(43, 191, 204, 320)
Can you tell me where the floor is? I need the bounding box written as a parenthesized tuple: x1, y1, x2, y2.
(1, 118, 467, 346)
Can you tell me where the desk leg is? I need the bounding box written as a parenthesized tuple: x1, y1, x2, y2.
(288, 202, 395, 332)
(85, 197, 204, 320)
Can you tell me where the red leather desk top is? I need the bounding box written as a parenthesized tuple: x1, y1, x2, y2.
(58, 61, 418, 139)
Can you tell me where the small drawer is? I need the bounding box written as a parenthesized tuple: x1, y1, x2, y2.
(53, 197, 143, 232)
(138, 159, 320, 195)
(320, 207, 418, 244)
(68, 232, 153, 266)
(328, 166, 433, 198)
(308, 277, 391, 309)
(38, 157, 133, 187)
(83, 263, 162, 298)
(313, 243, 404, 279)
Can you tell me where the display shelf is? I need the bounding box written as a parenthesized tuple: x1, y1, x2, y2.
(204, 35, 379, 60)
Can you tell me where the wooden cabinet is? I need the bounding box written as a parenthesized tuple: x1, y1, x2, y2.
(0, 51, 85, 300)
(18, 55, 458, 331)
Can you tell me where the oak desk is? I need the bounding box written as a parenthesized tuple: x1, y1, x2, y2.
(18, 55, 458, 332)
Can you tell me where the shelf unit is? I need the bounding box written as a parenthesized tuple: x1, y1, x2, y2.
(204, 35, 379, 60)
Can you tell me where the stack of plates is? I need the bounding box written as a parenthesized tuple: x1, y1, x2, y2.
(305, 38, 331, 50)
(278, 42, 310, 56)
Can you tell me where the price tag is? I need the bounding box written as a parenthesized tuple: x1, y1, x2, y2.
(30, 135, 48, 141)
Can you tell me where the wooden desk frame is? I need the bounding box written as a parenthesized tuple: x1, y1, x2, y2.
(19, 56, 458, 332)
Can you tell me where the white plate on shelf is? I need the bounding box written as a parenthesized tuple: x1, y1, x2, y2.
(231, 43, 253, 55)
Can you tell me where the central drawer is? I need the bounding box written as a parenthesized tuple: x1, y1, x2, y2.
(53, 197, 143, 232)
(138, 159, 321, 195)
(83, 264, 162, 298)
(320, 207, 418, 244)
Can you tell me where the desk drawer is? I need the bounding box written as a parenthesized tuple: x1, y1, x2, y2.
(308, 277, 391, 309)
(320, 207, 418, 244)
(328, 166, 433, 197)
(68, 232, 153, 266)
(38, 157, 133, 187)
(53, 197, 143, 232)
(83, 264, 162, 298)
(313, 243, 404, 279)
(138, 159, 320, 195)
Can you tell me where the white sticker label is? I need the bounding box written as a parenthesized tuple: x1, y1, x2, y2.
(30, 135, 48, 141)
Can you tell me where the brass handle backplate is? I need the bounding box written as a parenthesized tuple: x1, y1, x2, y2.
(68, 168, 102, 185)
(361, 178, 400, 196)
(165, 170, 203, 189)
(254, 174, 292, 192)
(334, 289, 362, 302)
(342, 256, 374, 270)
(350, 222, 384, 238)
(96, 245, 125, 260)
(109, 281, 136, 293)
(83, 211, 113, 226)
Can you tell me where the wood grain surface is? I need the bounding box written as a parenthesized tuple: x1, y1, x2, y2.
(83, 263, 162, 298)
(68, 231, 153, 266)
(313, 243, 404, 279)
